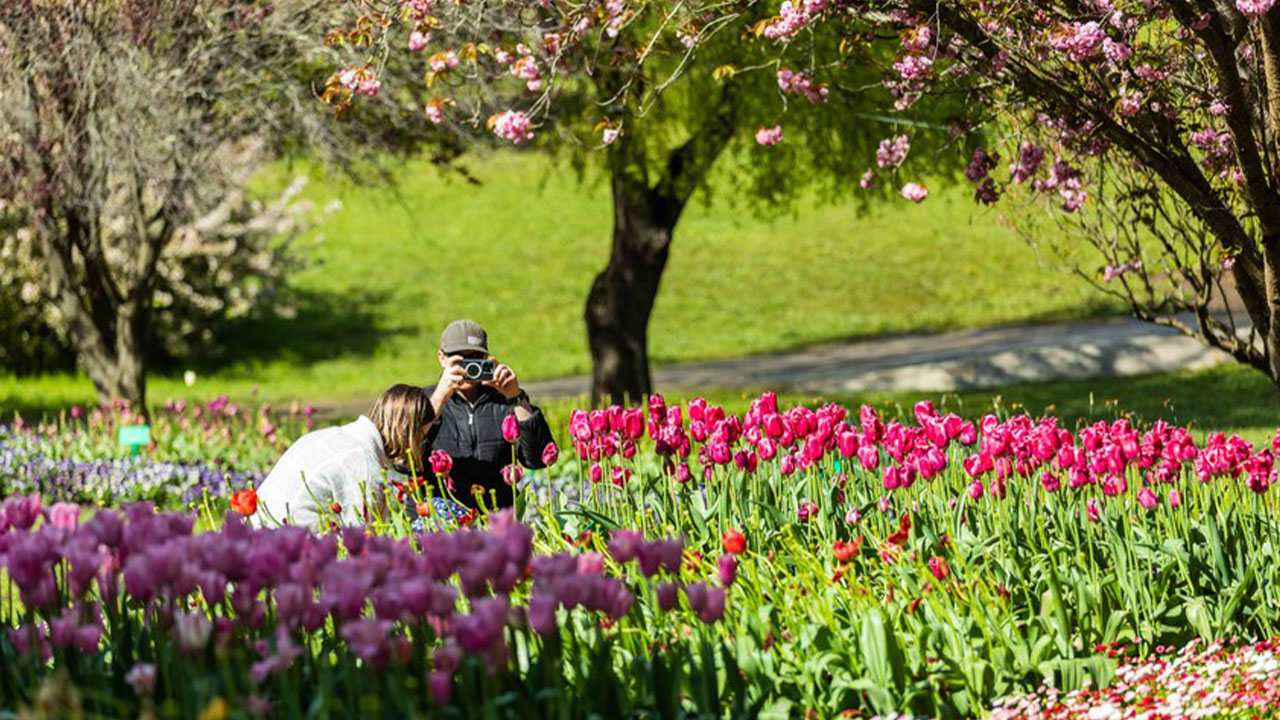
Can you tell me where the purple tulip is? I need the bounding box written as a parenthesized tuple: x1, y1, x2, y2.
(655, 582, 678, 611)
(698, 586, 726, 624)
(527, 596, 558, 637)
(718, 554, 737, 587)
(606, 530, 642, 563)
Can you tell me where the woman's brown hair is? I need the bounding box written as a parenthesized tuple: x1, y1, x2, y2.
(368, 384, 435, 471)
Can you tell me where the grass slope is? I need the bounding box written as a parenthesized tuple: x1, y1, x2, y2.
(3, 151, 1115, 412)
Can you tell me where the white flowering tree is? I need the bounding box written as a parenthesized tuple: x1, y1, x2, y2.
(327, 0, 963, 404)
(0, 0, 441, 412)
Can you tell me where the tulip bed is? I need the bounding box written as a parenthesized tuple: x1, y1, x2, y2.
(4, 393, 1280, 718)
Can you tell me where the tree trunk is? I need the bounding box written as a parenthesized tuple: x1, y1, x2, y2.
(76, 300, 150, 418)
(585, 173, 680, 406)
(1262, 239, 1280, 403)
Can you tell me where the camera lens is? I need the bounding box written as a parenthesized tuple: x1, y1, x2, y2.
(464, 361, 481, 379)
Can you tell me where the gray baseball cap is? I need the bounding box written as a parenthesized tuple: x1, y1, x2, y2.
(440, 319, 489, 355)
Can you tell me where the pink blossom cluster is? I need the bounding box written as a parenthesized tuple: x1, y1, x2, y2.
(761, 0, 816, 40)
(755, 125, 784, 146)
(1008, 141, 1046, 184)
(990, 639, 1280, 720)
(776, 68, 828, 104)
(492, 110, 535, 144)
(965, 147, 1001, 204)
(408, 29, 431, 52)
(900, 182, 929, 203)
(876, 134, 910, 169)
(428, 50, 459, 73)
(892, 53, 933, 81)
(337, 66, 381, 97)
(1236, 0, 1277, 18)
(1032, 157, 1087, 212)
(1189, 127, 1241, 183)
(510, 55, 544, 92)
(1049, 22, 1107, 62)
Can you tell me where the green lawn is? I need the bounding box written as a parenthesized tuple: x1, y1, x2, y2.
(2, 151, 1116, 413)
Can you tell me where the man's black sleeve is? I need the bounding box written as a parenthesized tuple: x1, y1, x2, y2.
(515, 405, 555, 469)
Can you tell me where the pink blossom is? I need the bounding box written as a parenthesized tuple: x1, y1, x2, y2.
(1237, 0, 1276, 17)
(1101, 38, 1132, 64)
(762, 1, 815, 40)
(408, 30, 431, 52)
(492, 110, 535, 144)
(900, 182, 929, 203)
(1008, 141, 1045, 183)
(428, 51, 459, 73)
(602, 127, 620, 145)
(425, 98, 448, 124)
(1049, 21, 1106, 62)
(337, 67, 381, 97)
(755, 125, 783, 146)
(892, 54, 933, 81)
(876, 135, 911, 169)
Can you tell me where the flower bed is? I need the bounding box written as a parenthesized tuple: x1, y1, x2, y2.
(5, 392, 1280, 718)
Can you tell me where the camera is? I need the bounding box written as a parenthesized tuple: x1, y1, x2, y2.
(460, 358, 496, 382)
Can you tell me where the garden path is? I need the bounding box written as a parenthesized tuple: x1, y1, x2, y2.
(522, 315, 1237, 398)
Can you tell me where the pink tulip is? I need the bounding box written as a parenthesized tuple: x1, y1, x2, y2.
(502, 415, 520, 442)
(430, 450, 453, 476)
(967, 480, 984, 500)
(1168, 488, 1182, 507)
(675, 463, 692, 484)
(46, 502, 80, 530)
(542, 442, 559, 466)
(1138, 487, 1159, 510)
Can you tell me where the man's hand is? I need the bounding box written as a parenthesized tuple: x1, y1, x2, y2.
(431, 357, 467, 412)
(487, 360, 534, 421)
(487, 362, 521, 400)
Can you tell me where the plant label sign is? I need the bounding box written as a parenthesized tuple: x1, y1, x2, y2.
(118, 425, 151, 456)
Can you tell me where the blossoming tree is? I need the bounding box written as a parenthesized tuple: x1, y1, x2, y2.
(0, 0, 440, 411)
(735, 0, 1280, 397)
(327, 0, 961, 404)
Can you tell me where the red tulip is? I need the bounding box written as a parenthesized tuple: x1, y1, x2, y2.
(542, 442, 559, 465)
(886, 513, 911, 547)
(229, 489, 258, 517)
(832, 538, 861, 562)
(721, 529, 746, 555)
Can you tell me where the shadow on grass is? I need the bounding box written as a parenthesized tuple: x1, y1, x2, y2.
(187, 287, 401, 372)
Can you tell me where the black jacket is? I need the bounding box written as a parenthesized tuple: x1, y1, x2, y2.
(418, 385, 554, 509)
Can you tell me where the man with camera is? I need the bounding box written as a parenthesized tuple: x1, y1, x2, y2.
(422, 319, 554, 510)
